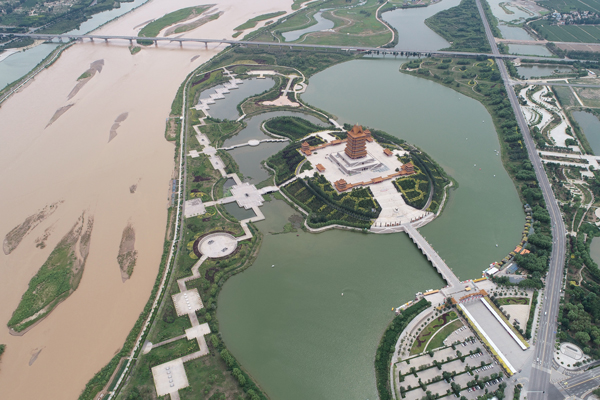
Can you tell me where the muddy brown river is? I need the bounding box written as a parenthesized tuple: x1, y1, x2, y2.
(0, 0, 289, 398)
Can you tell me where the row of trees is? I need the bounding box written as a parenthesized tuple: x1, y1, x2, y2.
(375, 299, 431, 400)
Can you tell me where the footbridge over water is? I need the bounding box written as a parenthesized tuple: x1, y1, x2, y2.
(0, 33, 590, 63)
(401, 222, 462, 294)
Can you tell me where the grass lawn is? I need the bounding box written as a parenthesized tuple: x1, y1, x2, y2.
(496, 297, 529, 305)
(234, 11, 286, 31)
(410, 311, 458, 355)
(252, 0, 392, 47)
(425, 319, 464, 351)
(139, 6, 210, 38)
(531, 21, 600, 43)
(535, 0, 600, 13)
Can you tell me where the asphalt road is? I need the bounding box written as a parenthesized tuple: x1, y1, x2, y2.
(474, 1, 568, 399)
(557, 368, 600, 398)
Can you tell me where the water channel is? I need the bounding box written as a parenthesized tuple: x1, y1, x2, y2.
(487, 0, 534, 23)
(224, 111, 327, 184)
(508, 44, 553, 57)
(516, 64, 574, 79)
(282, 11, 335, 42)
(382, 0, 460, 51)
(0, 0, 148, 90)
(498, 24, 535, 41)
(573, 111, 600, 155)
(219, 58, 524, 400)
(198, 77, 275, 120)
(591, 236, 600, 266)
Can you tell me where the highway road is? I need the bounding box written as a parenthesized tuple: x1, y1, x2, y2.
(474, 0, 568, 399)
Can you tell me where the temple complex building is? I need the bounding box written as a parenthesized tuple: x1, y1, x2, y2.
(344, 125, 371, 159)
(297, 124, 416, 192)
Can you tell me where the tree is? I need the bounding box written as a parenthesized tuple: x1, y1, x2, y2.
(575, 331, 591, 343)
(443, 371, 452, 382)
(451, 382, 461, 395)
(220, 349, 235, 368)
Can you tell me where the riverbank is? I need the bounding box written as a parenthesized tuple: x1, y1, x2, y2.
(0, 0, 295, 398)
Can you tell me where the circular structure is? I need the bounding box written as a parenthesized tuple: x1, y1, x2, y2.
(198, 232, 238, 258)
(248, 139, 260, 147)
(560, 342, 583, 361)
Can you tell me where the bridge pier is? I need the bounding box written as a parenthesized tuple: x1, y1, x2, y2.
(205, 42, 208, 49)
(129, 39, 133, 45)
(179, 40, 182, 48)
(90, 37, 94, 43)
(104, 38, 108, 43)
(154, 40, 157, 47)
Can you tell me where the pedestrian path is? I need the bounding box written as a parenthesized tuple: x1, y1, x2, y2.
(193, 67, 243, 117)
(402, 222, 461, 293)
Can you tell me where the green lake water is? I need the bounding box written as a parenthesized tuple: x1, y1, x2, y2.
(218, 58, 524, 399)
(302, 58, 524, 279)
(382, 0, 460, 51)
(224, 111, 327, 184)
(591, 236, 600, 266)
(573, 111, 600, 155)
(517, 64, 573, 79)
(219, 199, 442, 400)
(508, 44, 553, 57)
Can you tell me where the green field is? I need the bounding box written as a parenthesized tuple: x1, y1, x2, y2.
(537, 0, 600, 13)
(425, 319, 464, 351)
(496, 297, 530, 305)
(251, 0, 392, 48)
(410, 311, 458, 355)
(234, 11, 286, 31)
(138, 6, 210, 39)
(8, 217, 92, 332)
(263, 116, 326, 140)
(531, 21, 600, 43)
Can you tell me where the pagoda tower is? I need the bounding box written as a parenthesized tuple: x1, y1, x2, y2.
(344, 125, 369, 159)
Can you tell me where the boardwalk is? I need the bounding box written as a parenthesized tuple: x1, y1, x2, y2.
(401, 223, 462, 293)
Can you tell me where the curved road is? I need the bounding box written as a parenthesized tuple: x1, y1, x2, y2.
(474, 1, 567, 399)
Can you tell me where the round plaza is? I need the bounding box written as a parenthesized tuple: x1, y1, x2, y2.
(197, 232, 238, 258)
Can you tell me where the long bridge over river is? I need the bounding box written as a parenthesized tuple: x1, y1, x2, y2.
(401, 223, 462, 294)
(0, 32, 588, 63)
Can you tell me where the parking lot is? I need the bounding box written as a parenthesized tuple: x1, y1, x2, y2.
(395, 325, 506, 399)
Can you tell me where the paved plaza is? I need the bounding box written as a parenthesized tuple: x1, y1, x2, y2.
(370, 181, 433, 228)
(172, 289, 204, 316)
(198, 232, 238, 258)
(151, 358, 189, 397)
(304, 140, 407, 186)
(184, 198, 206, 218)
(229, 182, 264, 209)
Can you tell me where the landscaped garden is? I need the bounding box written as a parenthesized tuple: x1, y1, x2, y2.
(496, 297, 529, 306)
(410, 311, 459, 355)
(425, 319, 464, 352)
(394, 155, 431, 210)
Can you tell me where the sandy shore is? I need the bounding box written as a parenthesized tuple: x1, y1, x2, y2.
(0, 0, 291, 398)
